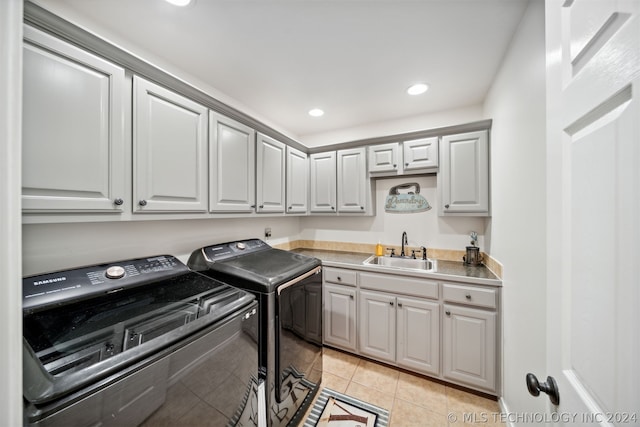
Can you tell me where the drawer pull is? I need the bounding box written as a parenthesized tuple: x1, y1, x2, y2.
(337, 276, 342, 281)
(465, 293, 472, 299)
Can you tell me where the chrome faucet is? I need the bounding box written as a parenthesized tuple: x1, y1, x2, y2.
(401, 231, 408, 257)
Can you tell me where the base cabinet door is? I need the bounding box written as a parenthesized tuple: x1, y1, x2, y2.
(323, 284, 357, 351)
(442, 304, 496, 392)
(397, 297, 440, 376)
(358, 290, 395, 363)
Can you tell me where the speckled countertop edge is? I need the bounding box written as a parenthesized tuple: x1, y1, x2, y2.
(290, 248, 502, 287)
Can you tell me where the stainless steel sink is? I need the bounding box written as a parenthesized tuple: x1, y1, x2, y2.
(363, 255, 436, 272)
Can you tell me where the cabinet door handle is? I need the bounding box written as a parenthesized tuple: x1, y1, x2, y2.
(349, 294, 354, 300)
(389, 301, 394, 306)
(138, 199, 147, 207)
(113, 198, 124, 206)
(398, 302, 403, 308)
(405, 162, 409, 166)
(445, 204, 450, 209)
(393, 164, 397, 168)
(445, 310, 451, 316)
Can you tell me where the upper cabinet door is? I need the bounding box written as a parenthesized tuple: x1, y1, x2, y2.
(309, 151, 337, 213)
(337, 147, 367, 213)
(133, 76, 208, 213)
(22, 26, 126, 213)
(439, 130, 489, 215)
(368, 142, 400, 174)
(209, 112, 256, 212)
(286, 146, 308, 214)
(403, 137, 438, 171)
(256, 133, 285, 213)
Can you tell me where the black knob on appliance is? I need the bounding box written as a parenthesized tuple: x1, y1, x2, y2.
(114, 198, 124, 206)
(139, 199, 147, 206)
(526, 373, 560, 405)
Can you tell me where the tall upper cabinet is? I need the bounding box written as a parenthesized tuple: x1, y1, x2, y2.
(439, 130, 490, 216)
(309, 151, 337, 213)
(209, 112, 256, 212)
(133, 76, 208, 213)
(256, 133, 286, 213)
(286, 146, 309, 214)
(337, 147, 368, 213)
(22, 26, 126, 213)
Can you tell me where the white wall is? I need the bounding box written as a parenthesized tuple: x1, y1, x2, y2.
(300, 175, 488, 252)
(23, 217, 300, 276)
(301, 104, 484, 147)
(482, 0, 546, 422)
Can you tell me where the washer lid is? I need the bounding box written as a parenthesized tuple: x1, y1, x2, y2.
(188, 240, 321, 293)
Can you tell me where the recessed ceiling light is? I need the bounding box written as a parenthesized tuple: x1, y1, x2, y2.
(165, 0, 192, 6)
(308, 108, 324, 117)
(407, 83, 429, 95)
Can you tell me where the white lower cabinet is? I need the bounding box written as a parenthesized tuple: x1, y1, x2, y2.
(442, 304, 496, 392)
(322, 267, 500, 394)
(359, 290, 439, 376)
(323, 283, 357, 351)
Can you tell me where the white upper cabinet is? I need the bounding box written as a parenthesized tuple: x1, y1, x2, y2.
(368, 137, 438, 176)
(403, 137, 438, 171)
(22, 26, 126, 213)
(309, 151, 337, 213)
(286, 146, 308, 214)
(256, 133, 285, 213)
(133, 76, 208, 213)
(337, 147, 367, 213)
(439, 130, 490, 215)
(209, 112, 256, 212)
(368, 142, 401, 174)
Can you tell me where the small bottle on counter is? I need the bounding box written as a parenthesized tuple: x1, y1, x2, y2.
(375, 241, 384, 256)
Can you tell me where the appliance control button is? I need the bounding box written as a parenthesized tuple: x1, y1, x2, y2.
(236, 242, 246, 250)
(105, 266, 126, 279)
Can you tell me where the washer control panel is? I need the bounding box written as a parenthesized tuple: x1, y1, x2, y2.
(202, 239, 269, 262)
(23, 255, 188, 312)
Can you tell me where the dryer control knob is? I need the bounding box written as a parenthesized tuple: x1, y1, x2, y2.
(106, 266, 126, 279)
(236, 242, 246, 250)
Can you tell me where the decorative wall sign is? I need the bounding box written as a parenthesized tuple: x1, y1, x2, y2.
(384, 182, 431, 213)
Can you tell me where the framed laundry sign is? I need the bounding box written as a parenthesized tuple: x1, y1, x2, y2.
(384, 182, 431, 213)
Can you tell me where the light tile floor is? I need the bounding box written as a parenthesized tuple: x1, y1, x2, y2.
(301, 347, 505, 427)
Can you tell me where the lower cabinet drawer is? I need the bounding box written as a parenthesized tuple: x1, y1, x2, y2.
(442, 283, 497, 309)
(359, 272, 438, 300)
(323, 267, 357, 286)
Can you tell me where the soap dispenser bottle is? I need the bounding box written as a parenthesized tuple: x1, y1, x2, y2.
(375, 241, 384, 256)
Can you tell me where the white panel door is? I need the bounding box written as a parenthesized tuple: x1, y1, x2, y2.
(286, 146, 308, 214)
(209, 111, 255, 212)
(396, 296, 439, 376)
(323, 284, 356, 351)
(309, 151, 336, 213)
(256, 133, 285, 213)
(22, 26, 126, 213)
(443, 304, 496, 392)
(337, 147, 367, 213)
(439, 131, 489, 214)
(545, 0, 640, 423)
(403, 137, 438, 171)
(133, 76, 208, 212)
(368, 142, 400, 174)
(358, 290, 395, 363)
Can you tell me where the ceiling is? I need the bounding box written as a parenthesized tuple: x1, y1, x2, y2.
(34, 0, 529, 138)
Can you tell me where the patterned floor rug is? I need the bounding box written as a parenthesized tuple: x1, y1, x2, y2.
(303, 388, 390, 427)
